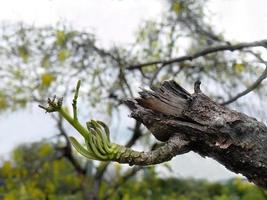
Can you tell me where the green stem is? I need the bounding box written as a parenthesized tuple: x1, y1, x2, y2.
(58, 108, 89, 138)
(72, 80, 81, 121)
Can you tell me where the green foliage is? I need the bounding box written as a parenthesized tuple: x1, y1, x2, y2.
(132, 0, 266, 114)
(0, 142, 82, 199)
(110, 177, 267, 200)
(0, 24, 120, 115)
(0, 142, 266, 200)
(68, 119, 117, 161)
(0, 92, 8, 110)
(41, 73, 55, 87)
(234, 63, 245, 74)
(0, 0, 265, 118)
(57, 49, 70, 62)
(172, 2, 183, 14)
(18, 45, 29, 63)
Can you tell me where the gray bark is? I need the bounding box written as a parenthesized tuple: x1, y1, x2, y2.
(123, 80, 267, 188)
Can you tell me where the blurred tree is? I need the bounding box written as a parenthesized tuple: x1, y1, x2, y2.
(0, 143, 266, 199)
(0, 142, 83, 199)
(0, 0, 266, 199)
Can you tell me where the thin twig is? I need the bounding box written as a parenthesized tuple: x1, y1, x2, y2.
(222, 54, 267, 105)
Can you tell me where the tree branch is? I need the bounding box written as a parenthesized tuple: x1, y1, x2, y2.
(40, 80, 267, 188)
(127, 39, 267, 70)
(222, 54, 267, 105)
(92, 121, 143, 197)
(112, 135, 189, 165)
(222, 66, 267, 105)
(124, 80, 267, 188)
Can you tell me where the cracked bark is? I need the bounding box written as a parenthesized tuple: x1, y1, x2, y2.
(121, 80, 267, 188)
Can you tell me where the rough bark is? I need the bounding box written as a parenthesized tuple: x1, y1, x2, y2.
(124, 80, 267, 188)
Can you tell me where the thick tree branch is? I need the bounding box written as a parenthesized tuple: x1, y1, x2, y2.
(127, 39, 267, 70)
(103, 140, 160, 200)
(125, 80, 267, 188)
(112, 135, 189, 166)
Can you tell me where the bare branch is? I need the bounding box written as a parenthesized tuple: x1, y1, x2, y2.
(127, 39, 267, 70)
(222, 66, 267, 105)
(222, 53, 267, 105)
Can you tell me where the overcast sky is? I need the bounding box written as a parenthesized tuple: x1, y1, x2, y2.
(0, 0, 266, 181)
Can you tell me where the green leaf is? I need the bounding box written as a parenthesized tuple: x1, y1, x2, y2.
(18, 45, 29, 63)
(172, 2, 182, 14)
(0, 92, 8, 110)
(234, 63, 245, 74)
(69, 136, 96, 160)
(58, 49, 70, 61)
(96, 120, 111, 142)
(41, 55, 50, 68)
(0, 96, 8, 110)
(56, 30, 66, 46)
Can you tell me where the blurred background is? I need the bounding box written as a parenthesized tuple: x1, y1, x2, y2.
(0, 0, 266, 199)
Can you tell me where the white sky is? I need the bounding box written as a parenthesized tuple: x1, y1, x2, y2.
(0, 0, 164, 46)
(0, 0, 266, 181)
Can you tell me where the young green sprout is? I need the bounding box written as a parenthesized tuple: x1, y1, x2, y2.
(39, 80, 126, 161)
(39, 80, 187, 166)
